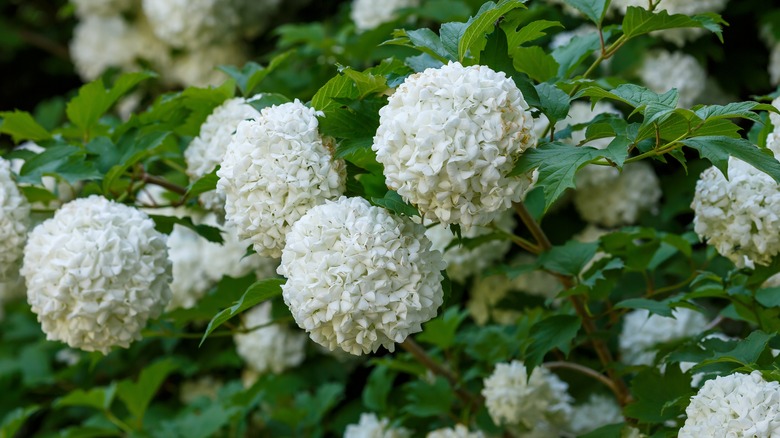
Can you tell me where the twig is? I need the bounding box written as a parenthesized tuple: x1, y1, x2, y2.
(544, 361, 619, 396)
(141, 173, 188, 195)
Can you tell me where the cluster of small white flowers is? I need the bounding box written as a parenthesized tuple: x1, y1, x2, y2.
(217, 100, 345, 258)
(691, 144, 780, 268)
(166, 42, 247, 88)
(574, 161, 662, 227)
(233, 302, 307, 374)
(0, 158, 30, 298)
(179, 376, 223, 404)
(467, 253, 562, 325)
(637, 51, 707, 108)
(22, 196, 172, 354)
(185, 97, 261, 211)
(426, 424, 485, 438)
(610, 0, 729, 46)
(350, 0, 419, 32)
(71, 0, 134, 17)
(70, 15, 142, 81)
(424, 209, 515, 282)
(567, 393, 623, 435)
(278, 196, 446, 355)
(619, 308, 709, 366)
(141, 0, 240, 49)
(54, 348, 81, 366)
(679, 371, 780, 437)
(344, 413, 411, 438)
(770, 44, 780, 86)
(373, 62, 537, 229)
(482, 360, 573, 431)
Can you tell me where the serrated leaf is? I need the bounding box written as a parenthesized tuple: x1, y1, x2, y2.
(622, 7, 725, 41)
(440, 21, 469, 61)
(55, 383, 117, 411)
(681, 136, 780, 183)
(459, 0, 527, 62)
(218, 50, 292, 96)
(387, 28, 452, 63)
(624, 366, 691, 423)
(695, 101, 776, 123)
(697, 330, 773, 367)
(0, 110, 51, 143)
(534, 82, 570, 125)
(340, 67, 388, 98)
(563, 0, 611, 25)
(199, 278, 285, 346)
(580, 83, 677, 110)
(502, 18, 562, 49)
(511, 141, 609, 211)
(117, 359, 178, 422)
(417, 307, 469, 349)
(524, 315, 581, 371)
(538, 240, 599, 276)
(372, 190, 419, 216)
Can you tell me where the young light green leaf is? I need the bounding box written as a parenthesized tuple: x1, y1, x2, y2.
(199, 278, 285, 346)
(340, 67, 388, 98)
(563, 0, 611, 25)
(501, 18, 563, 49)
(55, 383, 117, 411)
(509, 46, 559, 83)
(524, 315, 581, 371)
(0, 110, 51, 143)
(117, 359, 178, 422)
(681, 136, 780, 183)
(458, 0, 527, 63)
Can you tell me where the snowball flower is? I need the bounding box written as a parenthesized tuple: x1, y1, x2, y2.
(679, 371, 780, 437)
(426, 424, 485, 438)
(179, 376, 223, 404)
(344, 413, 411, 438)
(373, 62, 537, 228)
(217, 100, 345, 258)
(771, 44, 780, 86)
(233, 302, 306, 374)
(482, 360, 573, 429)
(350, 0, 419, 32)
(574, 161, 662, 227)
(637, 51, 707, 108)
(610, 0, 728, 46)
(22, 196, 172, 354)
(424, 209, 515, 282)
(71, 0, 134, 18)
(618, 308, 709, 366)
(185, 97, 261, 211)
(167, 42, 247, 88)
(278, 196, 446, 355)
(70, 15, 140, 81)
(691, 145, 780, 268)
(568, 394, 623, 435)
(141, 0, 240, 49)
(0, 158, 30, 288)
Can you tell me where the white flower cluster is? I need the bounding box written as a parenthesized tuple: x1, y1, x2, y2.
(467, 254, 562, 325)
(424, 209, 515, 282)
(618, 308, 709, 366)
(426, 424, 485, 438)
(141, 0, 241, 49)
(22, 196, 172, 354)
(568, 394, 623, 435)
(217, 100, 345, 258)
(610, 0, 729, 46)
(770, 44, 780, 86)
(0, 158, 30, 300)
(278, 196, 446, 355)
(185, 96, 261, 211)
(691, 136, 780, 268)
(637, 51, 707, 108)
(233, 302, 307, 374)
(179, 376, 223, 404)
(574, 161, 662, 227)
(482, 360, 573, 432)
(373, 62, 537, 229)
(350, 0, 419, 32)
(71, 0, 133, 17)
(70, 15, 149, 81)
(679, 371, 780, 437)
(344, 413, 411, 438)
(166, 42, 248, 88)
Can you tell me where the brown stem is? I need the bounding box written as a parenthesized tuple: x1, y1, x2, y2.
(400, 338, 481, 408)
(544, 361, 619, 397)
(142, 173, 188, 195)
(513, 202, 633, 407)
(16, 28, 70, 61)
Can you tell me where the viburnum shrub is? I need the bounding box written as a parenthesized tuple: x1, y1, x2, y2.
(4, 0, 780, 436)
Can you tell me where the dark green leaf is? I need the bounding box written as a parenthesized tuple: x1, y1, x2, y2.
(218, 50, 293, 96)
(564, 0, 611, 24)
(502, 18, 562, 49)
(681, 136, 780, 183)
(614, 298, 676, 317)
(417, 307, 469, 349)
(695, 102, 777, 123)
(534, 82, 570, 125)
(247, 93, 291, 112)
(624, 366, 691, 423)
(372, 190, 419, 217)
(538, 240, 599, 276)
(200, 278, 285, 346)
(525, 315, 581, 371)
(622, 7, 725, 41)
(117, 359, 178, 422)
(0, 405, 40, 438)
(185, 168, 219, 199)
(402, 377, 454, 418)
(148, 215, 224, 244)
(757, 287, 780, 308)
(363, 366, 396, 412)
(459, 0, 527, 62)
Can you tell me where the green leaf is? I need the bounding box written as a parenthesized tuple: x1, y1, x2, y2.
(340, 67, 389, 99)
(185, 168, 219, 199)
(502, 18, 563, 49)
(538, 240, 599, 276)
(101, 130, 171, 194)
(148, 215, 224, 244)
(624, 366, 691, 423)
(614, 297, 676, 317)
(0, 110, 51, 143)
(372, 190, 419, 217)
(385, 28, 452, 63)
(698, 330, 774, 367)
(580, 83, 678, 110)
(563, 0, 611, 25)
(117, 359, 178, 422)
(524, 315, 581, 371)
(20, 186, 58, 204)
(363, 366, 396, 412)
(534, 82, 570, 125)
(55, 383, 117, 411)
(551, 30, 605, 78)
(402, 376, 455, 418)
(295, 383, 345, 427)
(511, 141, 609, 211)
(417, 307, 469, 349)
(247, 93, 291, 112)
(757, 287, 780, 308)
(0, 405, 40, 438)
(18, 143, 102, 185)
(459, 0, 527, 63)
(336, 138, 383, 174)
(695, 102, 777, 123)
(218, 50, 293, 96)
(509, 46, 559, 83)
(622, 7, 725, 41)
(200, 278, 285, 346)
(681, 136, 780, 183)
(439, 22, 469, 61)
